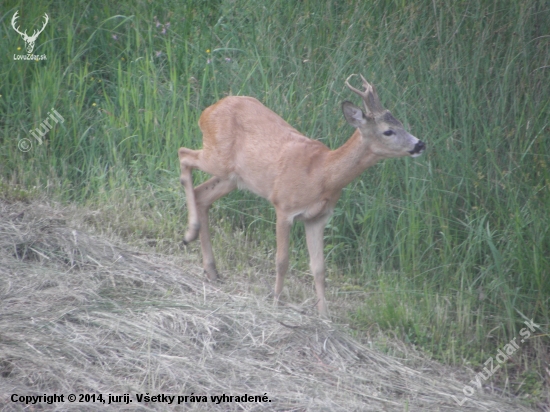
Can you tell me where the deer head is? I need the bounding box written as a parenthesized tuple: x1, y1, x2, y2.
(343, 74, 425, 158)
(12, 11, 49, 54)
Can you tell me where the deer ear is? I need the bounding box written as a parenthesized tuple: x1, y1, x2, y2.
(342, 101, 369, 128)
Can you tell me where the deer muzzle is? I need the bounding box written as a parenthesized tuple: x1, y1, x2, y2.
(409, 140, 426, 157)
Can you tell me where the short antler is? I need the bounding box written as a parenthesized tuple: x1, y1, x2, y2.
(345, 74, 385, 116)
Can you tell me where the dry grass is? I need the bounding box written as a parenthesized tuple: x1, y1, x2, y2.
(0, 199, 537, 411)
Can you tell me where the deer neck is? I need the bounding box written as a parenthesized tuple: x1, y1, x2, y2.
(324, 129, 381, 191)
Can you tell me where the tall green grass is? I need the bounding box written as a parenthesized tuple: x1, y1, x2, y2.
(1, 0, 548, 401)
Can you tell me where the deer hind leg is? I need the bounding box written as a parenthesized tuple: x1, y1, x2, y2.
(178, 147, 237, 280)
(304, 216, 330, 318)
(178, 147, 202, 244)
(194, 177, 236, 280)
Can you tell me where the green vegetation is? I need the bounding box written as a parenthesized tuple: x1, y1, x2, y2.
(1, 0, 548, 404)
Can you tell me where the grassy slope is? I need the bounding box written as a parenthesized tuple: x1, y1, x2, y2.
(0, 198, 535, 411)
(1, 0, 549, 405)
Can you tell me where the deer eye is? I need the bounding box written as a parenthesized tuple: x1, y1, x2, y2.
(383, 130, 395, 136)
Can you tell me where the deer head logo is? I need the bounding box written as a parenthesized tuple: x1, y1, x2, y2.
(11, 11, 49, 54)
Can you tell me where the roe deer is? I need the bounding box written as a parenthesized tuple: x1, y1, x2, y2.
(178, 74, 425, 317)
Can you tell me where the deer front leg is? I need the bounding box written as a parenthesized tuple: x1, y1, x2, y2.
(274, 215, 292, 306)
(305, 216, 330, 318)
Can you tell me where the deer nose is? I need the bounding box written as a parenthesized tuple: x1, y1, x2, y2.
(409, 140, 426, 156)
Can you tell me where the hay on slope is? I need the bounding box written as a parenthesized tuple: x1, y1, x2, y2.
(0, 200, 534, 411)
